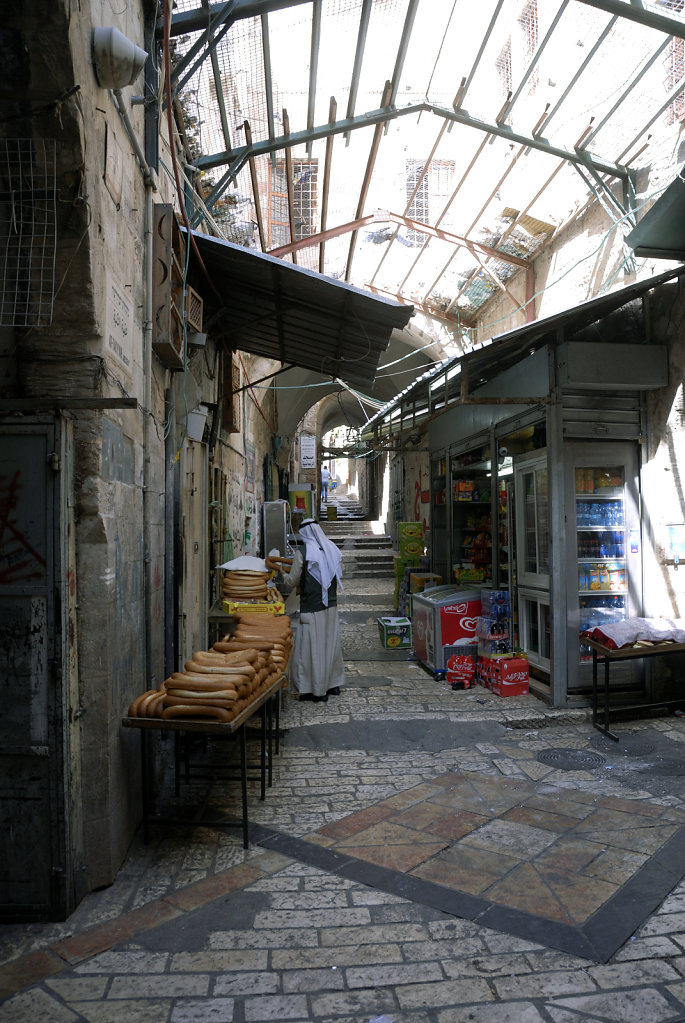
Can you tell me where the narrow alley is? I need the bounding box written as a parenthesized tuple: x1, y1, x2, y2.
(2, 499, 685, 1022)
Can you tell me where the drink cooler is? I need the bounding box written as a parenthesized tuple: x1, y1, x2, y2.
(411, 585, 481, 673)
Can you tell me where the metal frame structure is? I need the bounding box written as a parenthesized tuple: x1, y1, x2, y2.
(159, 0, 685, 348)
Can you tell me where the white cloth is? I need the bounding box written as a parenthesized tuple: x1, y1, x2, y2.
(584, 617, 685, 649)
(298, 522, 343, 607)
(291, 605, 345, 697)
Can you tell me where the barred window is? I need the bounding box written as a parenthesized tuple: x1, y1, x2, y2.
(268, 160, 318, 249)
(405, 160, 455, 246)
(665, 36, 685, 125)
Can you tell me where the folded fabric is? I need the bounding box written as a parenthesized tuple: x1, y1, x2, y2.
(582, 617, 685, 650)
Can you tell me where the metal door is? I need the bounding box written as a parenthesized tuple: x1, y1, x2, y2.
(0, 419, 76, 920)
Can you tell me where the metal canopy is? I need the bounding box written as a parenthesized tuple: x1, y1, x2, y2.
(161, 0, 685, 389)
(182, 227, 414, 388)
(362, 263, 685, 440)
(626, 173, 685, 258)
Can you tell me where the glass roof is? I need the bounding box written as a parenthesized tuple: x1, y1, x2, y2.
(164, 0, 685, 352)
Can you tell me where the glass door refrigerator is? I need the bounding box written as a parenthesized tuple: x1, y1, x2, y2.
(565, 442, 642, 693)
(514, 452, 551, 675)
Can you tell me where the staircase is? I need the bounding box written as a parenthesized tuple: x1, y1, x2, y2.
(320, 500, 395, 580)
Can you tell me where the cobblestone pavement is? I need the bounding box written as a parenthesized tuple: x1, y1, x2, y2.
(3, 531, 685, 1021)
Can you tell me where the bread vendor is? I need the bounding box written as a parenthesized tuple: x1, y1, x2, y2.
(265, 518, 345, 703)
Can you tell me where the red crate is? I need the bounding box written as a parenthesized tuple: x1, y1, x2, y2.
(490, 657, 529, 697)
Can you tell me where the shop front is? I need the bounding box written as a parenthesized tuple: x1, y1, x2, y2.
(424, 270, 684, 708)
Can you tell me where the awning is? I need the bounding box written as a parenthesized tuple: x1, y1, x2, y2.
(626, 175, 685, 260)
(182, 228, 414, 389)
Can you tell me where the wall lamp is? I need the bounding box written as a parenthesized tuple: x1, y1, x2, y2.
(92, 26, 148, 90)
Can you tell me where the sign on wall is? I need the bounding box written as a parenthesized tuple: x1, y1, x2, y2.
(105, 273, 133, 377)
(300, 434, 316, 469)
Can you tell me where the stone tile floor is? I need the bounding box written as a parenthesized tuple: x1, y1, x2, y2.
(4, 571, 685, 1020)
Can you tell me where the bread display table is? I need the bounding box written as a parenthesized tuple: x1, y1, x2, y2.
(587, 638, 685, 741)
(123, 676, 283, 848)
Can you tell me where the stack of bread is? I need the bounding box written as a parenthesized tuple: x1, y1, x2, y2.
(214, 613, 293, 670)
(220, 554, 284, 605)
(127, 641, 284, 723)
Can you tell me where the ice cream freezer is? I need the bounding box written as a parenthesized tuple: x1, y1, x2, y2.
(411, 585, 481, 674)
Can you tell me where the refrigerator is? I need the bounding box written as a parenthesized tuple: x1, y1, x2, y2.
(412, 585, 482, 673)
(565, 441, 641, 691)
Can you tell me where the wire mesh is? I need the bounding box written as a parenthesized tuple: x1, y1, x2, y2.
(0, 139, 56, 327)
(168, 0, 685, 333)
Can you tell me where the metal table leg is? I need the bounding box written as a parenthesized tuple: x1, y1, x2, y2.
(239, 725, 248, 849)
(141, 729, 151, 844)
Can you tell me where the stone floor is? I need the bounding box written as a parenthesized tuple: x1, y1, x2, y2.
(3, 507, 685, 1021)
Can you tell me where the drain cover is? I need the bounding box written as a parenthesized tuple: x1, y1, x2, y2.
(590, 733, 656, 757)
(536, 748, 606, 771)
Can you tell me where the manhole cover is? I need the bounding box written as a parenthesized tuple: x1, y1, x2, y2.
(536, 748, 606, 771)
(590, 733, 656, 757)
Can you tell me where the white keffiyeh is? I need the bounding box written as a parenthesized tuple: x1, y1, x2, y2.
(299, 521, 343, 607)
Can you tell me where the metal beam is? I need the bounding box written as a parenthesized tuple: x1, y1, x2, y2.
(617, 74, 685, 163)
(456, 0, 506, 112)
(319, 97, 336, 273)
(166, 0, 311, 38)
(282, 110, 298, 264)
(388, 0, 420, 108)
(369, 120, 449, 286)
(365, 285, 474, 330)
(208, 31, 233, 155)
(540, 16, 617, 137)
(244, 121, 266, 250)
(169, 0, 311, 97)
(498, 0, 570, 125)
(196, 99, 627, 183)
(438, 144, 528, 312)
(345, 81, 393, 283)
(268, 213, 377, 256)
(261, 14, 276, 167)
(577, 36, 671, 152)
(576, 0, 685, 40)
(398, 134, 491, 294)
(344, 0, 372, 142)
(307, 0, 321, 159)
(0, 399, 139, 410)
(268, 211, 529, 268)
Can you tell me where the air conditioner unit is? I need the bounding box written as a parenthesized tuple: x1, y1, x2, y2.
(151, 204, 204, 369)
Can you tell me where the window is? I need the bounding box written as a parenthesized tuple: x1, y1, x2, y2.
(221, 351, 241, 434)
(496, 38, 513, 99)
(405, 160, 455, 245)
(267, 160, 318, 249)
(519, 0, 538, 94)
(665, 36, 685, 125)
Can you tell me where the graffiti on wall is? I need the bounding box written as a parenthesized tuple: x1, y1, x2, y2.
(0, 469, 47, 585)
(413, 465, 429, 534)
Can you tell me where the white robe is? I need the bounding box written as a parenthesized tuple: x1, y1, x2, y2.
(279, 550, 345, 697)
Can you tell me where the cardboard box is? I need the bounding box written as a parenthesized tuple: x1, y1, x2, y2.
(398, 521, 424, 558)
(377, 616, 412, 648)
(398, 521, 423, 540)
(409, 572, 442, 593)
(222, 599, 285, 615)
(489, 657, 529, 697)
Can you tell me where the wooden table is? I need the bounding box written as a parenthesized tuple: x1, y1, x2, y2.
(587, 637, 685, 741)
(122, 677, 283, 848)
